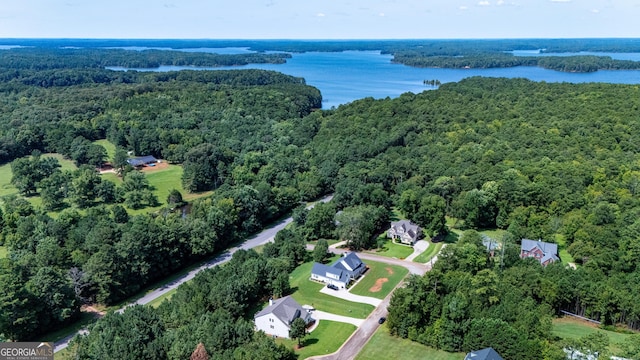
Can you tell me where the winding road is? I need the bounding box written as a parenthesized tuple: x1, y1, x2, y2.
(54, 195, 333, 353)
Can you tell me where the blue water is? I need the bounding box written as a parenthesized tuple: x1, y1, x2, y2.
(108, 50, 640, 109)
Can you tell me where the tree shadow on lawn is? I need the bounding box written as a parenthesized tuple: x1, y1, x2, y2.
(301, 338, 319, 347)
(432, 231, 458, 244)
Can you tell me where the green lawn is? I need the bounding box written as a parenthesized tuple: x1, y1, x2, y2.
(276, 320, 356, 359)
(413, 241, 444, 264)
(0, 246, 7, 259)
(554, 234, 576, 265)
(0, 153, 77, 198)
(289, 259, 375, 319)
(94, 139, 116, 160)
(350, 260, 408, 299)
(41, 312, 98, 344)
(366, 235, 414, 260)
(356, 326, 464, 360)
(552, 317, 634, 355)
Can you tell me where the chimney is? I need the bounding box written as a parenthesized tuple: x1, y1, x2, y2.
(269, 298, 273, 306)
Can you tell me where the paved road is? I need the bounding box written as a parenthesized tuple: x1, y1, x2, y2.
(54, 195, 333, 353)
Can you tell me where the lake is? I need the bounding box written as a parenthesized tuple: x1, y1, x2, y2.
(104, 49, 640, 109)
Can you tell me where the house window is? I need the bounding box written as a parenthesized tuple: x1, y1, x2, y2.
(270, 325, 274, 329)
(269, 318, 274, 322)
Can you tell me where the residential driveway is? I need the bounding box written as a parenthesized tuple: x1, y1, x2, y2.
(319, 286, 382, 307)
(311, 310, 364, 327)
(405, 240, 429, 261)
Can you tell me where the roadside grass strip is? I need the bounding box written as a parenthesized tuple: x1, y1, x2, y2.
(349, 260, 408, 300)
(413, 241, 443, 264)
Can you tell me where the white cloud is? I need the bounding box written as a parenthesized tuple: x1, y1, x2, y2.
(478, 1, 490, 6)
(459, 5, 468, 10)
(379, 12, 385, 16)
(591, 8, 600, 13)
(550, 0, 571, 2)
(316, 12, 325, 17)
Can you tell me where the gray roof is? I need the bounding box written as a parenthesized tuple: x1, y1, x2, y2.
(254, 296, 306, 325)
(335, 252, 365, 273)
(521, 239, 559, 264)
(311, 262, 350, 284)
(389, 220, 421, 240)
(482, 235, 499, 251)
(465, 347, 504, 360)
(127, 155, 157, 167)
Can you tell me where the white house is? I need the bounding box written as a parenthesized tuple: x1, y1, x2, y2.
(310, 252, 367, 288)
(388, 220, 422, 245)
(254, 296, 314, 338)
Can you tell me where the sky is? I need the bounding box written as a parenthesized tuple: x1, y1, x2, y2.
(0, 0, 639, 39)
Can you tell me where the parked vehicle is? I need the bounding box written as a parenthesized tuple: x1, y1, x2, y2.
(327, 284, 339, 290)
(378, 317, 386, 324)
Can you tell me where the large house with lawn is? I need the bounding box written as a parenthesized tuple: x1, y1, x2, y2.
(310, 252, 367, 288)
(387, 220, 422, 245)
(254, 296, 314, 338)
(126, 155, 158, 168)
(520, 239, 559, 266)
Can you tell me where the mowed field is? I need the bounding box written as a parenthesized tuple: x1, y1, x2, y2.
(349, 260, 408, 299)
(552, 317, 635, 355)
(356, 326, 464, 360)
(275, 320, 356, 359)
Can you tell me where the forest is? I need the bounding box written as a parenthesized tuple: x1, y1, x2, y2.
(1, 46, 640, 358)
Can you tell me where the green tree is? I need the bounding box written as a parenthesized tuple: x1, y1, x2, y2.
(289, 317, 307, 347)
(167, 189, 185, 209)
(312, 239, 329, 263)
(112, 147, 130, 176)
(122, 171, 158, 209)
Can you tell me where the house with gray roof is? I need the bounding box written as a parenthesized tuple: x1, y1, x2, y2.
(520, 239, 559, 266)
(388, 220, 422, 245)
(464, 347, 504, 360)
(310, 252, 367, 288)
(254, 296, 313, 338)
(127, 155, 158, 167)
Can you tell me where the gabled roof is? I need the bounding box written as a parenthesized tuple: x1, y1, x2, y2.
(389, 220, 421, 240)
(521, 239, 559, 265)
(254, 296, 306, 325)
(335, 252, 364, 272)
(482, 235, 499, 251)
(311, 262, 350, 284)
(127, 155, 157, 167)
(521, 239, 557, 255)
(464, 347, 504, 360)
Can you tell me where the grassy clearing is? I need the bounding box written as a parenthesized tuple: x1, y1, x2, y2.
(552, 317, 634, 355)
(555, 234, 575, 265)
(93, 139, 116, 160)
(276, 320, 356, 359)
(366, 235, 414, 259)
(289, 258, 375, 319)
(350, 260, 408, 299)
(413, 241, 444, 264)
(0, 246, 7, 259)
(0, 153, 77, 199)
(356, 326, 464, 360)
